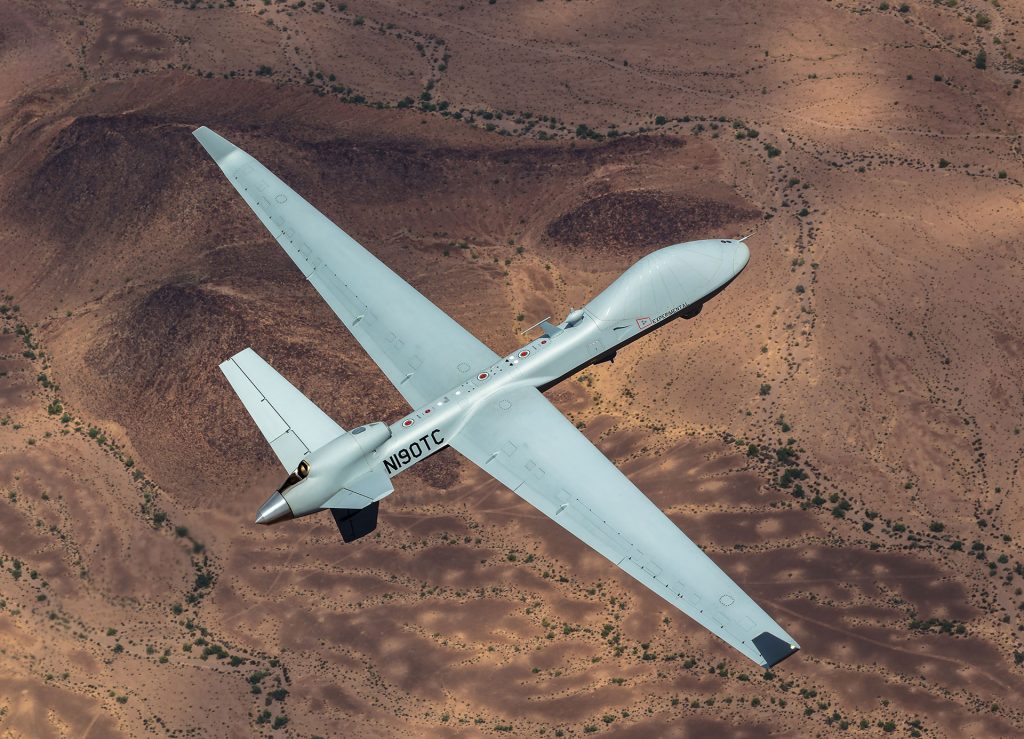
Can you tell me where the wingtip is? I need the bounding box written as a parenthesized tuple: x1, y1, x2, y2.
(192, 125, 239, 164)
(763, 644, 800, 669)
(752, 631, 800, 669)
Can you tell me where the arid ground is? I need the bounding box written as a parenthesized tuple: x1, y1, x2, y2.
(2, 0, 1024, 737)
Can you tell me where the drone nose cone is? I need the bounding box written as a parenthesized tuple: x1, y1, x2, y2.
(255, 492, 294, 525)
(732, 240, 750, 274)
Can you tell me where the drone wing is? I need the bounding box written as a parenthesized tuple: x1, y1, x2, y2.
(450, 384, 800, 669)
(194, 126, 499, 410)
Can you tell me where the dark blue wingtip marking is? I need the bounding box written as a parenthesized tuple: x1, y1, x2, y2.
(752, 631, 800, 669)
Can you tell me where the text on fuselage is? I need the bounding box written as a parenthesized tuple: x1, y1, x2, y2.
(655, 305, 685, 324)
(383, 429, 445, 473)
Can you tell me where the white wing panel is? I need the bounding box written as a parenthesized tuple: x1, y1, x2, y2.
(450, 385, 800, 669)
(194, 127, 499, 408)
(220, 348, 344, 471)
(220, 359, 289, 442)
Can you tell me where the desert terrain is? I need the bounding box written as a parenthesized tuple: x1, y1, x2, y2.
(1, 0, 1024, 736)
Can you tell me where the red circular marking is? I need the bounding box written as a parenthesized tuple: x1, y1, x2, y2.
(403, 419, 414, 427)
(540, 339, 548, 345)
(424, 408, 431, 414)
(478, 372, 489, 380)
(519, 350, 529, 358)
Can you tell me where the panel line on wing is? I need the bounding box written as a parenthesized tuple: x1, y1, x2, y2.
(231, 359, 315, 454)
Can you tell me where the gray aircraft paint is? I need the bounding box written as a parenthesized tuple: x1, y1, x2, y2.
(194, 126, 799, 670)
(372, 239, 747, 479)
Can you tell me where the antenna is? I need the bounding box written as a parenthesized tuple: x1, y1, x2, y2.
(520, 316, 551, 335)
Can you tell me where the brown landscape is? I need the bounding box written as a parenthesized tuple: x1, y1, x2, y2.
(2, 0, 1024, 736)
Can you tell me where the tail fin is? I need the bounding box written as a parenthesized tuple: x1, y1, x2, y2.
(220, 348, 344, 471)
(331, 502, 380, 542)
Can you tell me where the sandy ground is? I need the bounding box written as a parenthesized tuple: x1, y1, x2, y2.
(1, 0, 1024, 736)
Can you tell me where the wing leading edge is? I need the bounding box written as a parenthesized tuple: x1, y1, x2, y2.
(449, 385, 800, 669)
(193, 126, 499, 409)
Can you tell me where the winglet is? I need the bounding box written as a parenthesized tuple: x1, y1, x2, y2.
(193, 126, 239, 164)
(751, 631, 800, 669)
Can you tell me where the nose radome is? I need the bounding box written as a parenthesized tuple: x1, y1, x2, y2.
(255, 491, 294, 525)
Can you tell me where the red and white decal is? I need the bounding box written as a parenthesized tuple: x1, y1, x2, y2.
(423, 408, 431, 414)
(477, 372, 489, 380)
(518, 350, 529, 358)
(402, 419, 415, 427)
(540, 339, 548, 345)
(636, 316, 653, 330)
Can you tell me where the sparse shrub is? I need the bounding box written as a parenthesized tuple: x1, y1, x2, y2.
(779, 467, 806, 488)
(776, 446, 796, 463)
